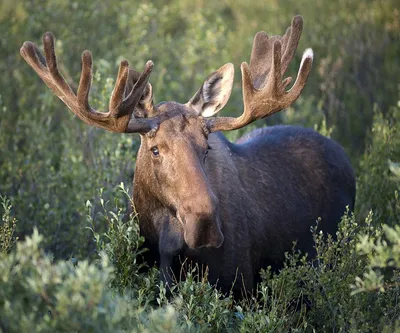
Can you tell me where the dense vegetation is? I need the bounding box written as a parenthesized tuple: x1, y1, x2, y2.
(1, 0, 400, 331)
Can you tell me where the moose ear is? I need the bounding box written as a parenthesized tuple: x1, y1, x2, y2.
(187, 63, 234, 117)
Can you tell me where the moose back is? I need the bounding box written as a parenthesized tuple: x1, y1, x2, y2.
(20, 16, 355, 296)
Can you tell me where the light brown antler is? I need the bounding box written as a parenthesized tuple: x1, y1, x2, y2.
(206, 15, 313, 132)
(20, 32, 160, 133)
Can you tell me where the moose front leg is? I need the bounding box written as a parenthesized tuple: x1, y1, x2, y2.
(158, 215, 184, 291)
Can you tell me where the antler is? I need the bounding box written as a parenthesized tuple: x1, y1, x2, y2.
(206, 15, 313, 132)
(20, 32, 161, 133)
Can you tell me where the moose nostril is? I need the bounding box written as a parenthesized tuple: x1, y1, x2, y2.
(209, 230, 224, 248)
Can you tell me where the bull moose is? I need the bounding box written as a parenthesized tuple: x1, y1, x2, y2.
(20, 16, 355, 297)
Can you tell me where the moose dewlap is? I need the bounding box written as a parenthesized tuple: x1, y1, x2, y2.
(20, 15, 355, 297)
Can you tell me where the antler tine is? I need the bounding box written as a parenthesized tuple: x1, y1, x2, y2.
(77, 50, 92, 107)
(249, 31, 271, 89)
(42, 33, 77, 109)
(206, 15, 313, 133)
(122, 61, 154, 114)
(20, 40, 74, 104)
(287, 48, 313, 98)
(20, 32, 158, 133)
(280, 16, 303, 75)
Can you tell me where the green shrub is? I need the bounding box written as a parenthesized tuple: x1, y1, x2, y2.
(231, 211, 399, 332)
(0, 228, 187, 333)
(89, 184, 159, 305)
(356, 104, 400, 226)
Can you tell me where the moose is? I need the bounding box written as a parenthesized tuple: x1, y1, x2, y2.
(20, 16, 355, 297)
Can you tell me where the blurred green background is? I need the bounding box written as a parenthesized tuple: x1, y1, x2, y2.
(1, 0, 399, 259)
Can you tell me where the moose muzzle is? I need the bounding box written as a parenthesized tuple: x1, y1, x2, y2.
(178, 193, 224, 249)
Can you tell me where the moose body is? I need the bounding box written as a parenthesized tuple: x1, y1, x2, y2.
(134, 122, 355, 295)
(20, 16, 355, 297)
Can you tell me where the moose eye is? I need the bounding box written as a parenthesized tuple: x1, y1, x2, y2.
(151, 146, 160, 157)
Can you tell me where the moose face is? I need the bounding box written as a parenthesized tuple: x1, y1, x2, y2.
(137, 102, 224, 249)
